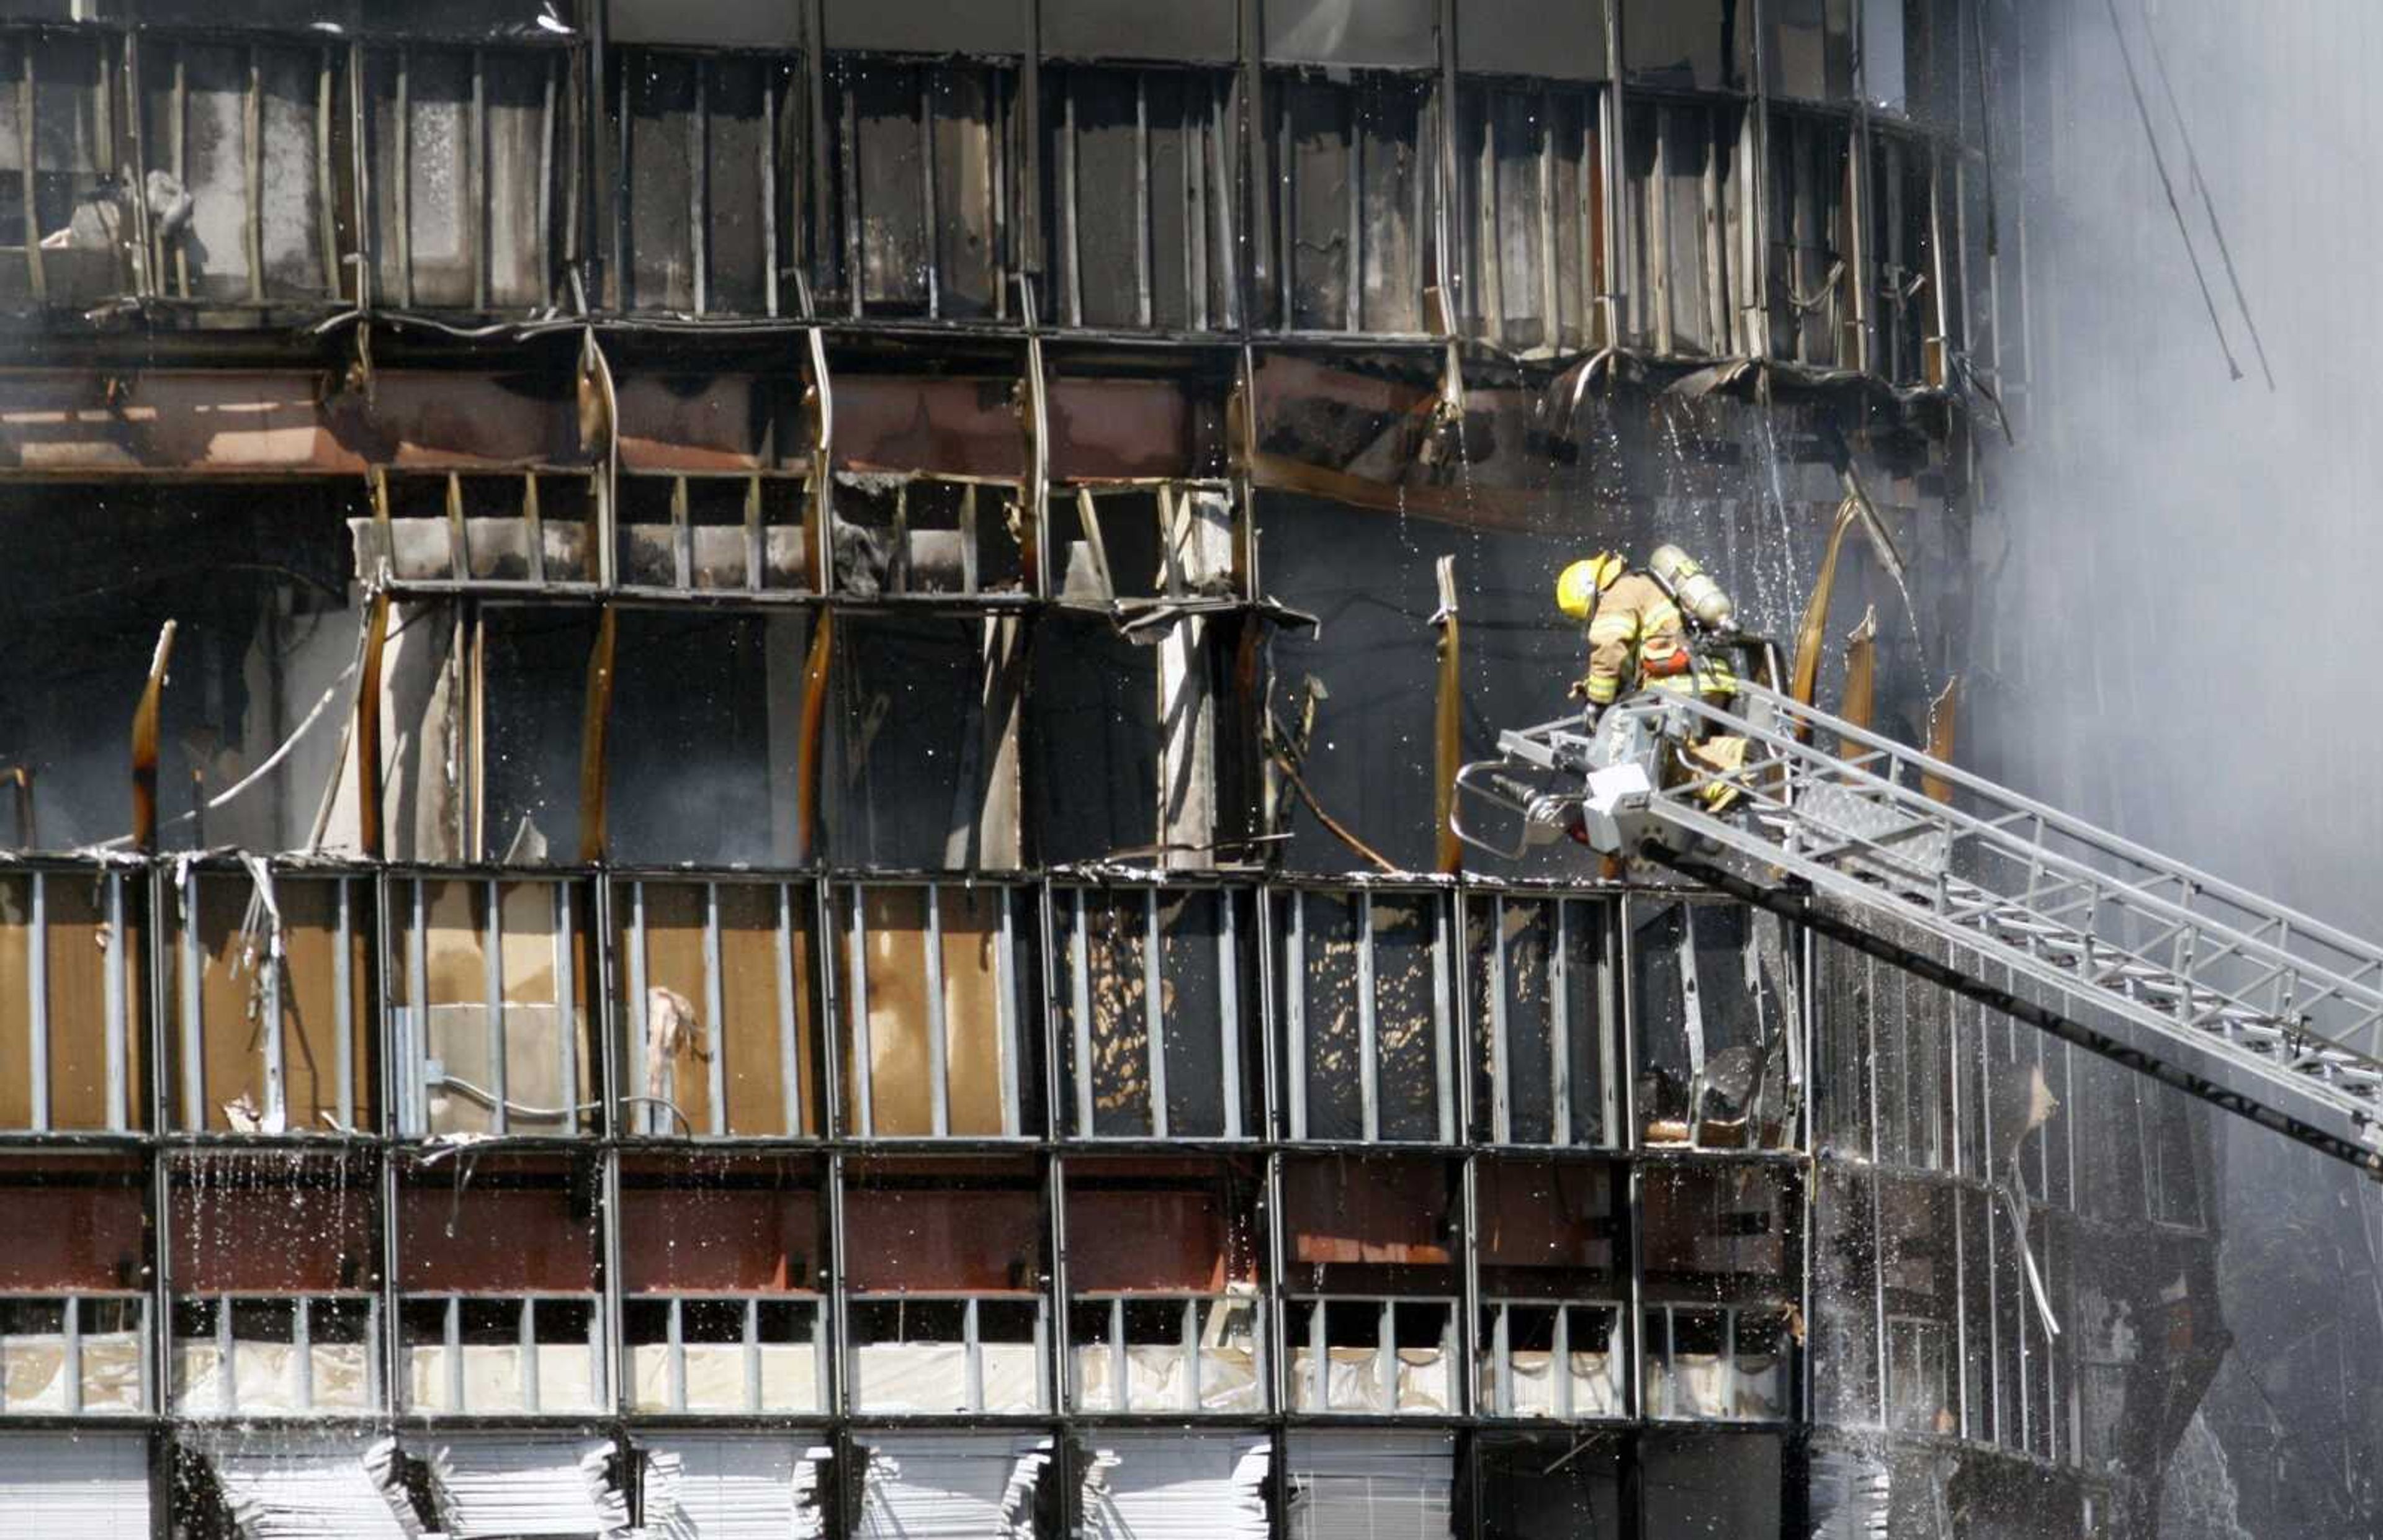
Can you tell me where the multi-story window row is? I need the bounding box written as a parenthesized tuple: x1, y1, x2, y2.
(0, 1, 2004, 395)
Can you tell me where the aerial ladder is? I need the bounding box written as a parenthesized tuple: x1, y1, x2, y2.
(1454, 673, 2383, 1175)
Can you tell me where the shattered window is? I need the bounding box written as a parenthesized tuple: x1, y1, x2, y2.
(386, 875, 598, 1139)
(0, 29, 128, 307)
(166, 866, 373, 1135)
(826, 614, 1024, 870)
(1282, 1155, 1460, 1415)
(1767, 108, 1859, 368)
(1641, 1164, 1798, 1422)
(1263, 69, 1430, 334)
(820, 56, 1016, 321)
(841, 1158, 1045, 1415)
(1044, 65, 1239, 333)
(1770, 0, 1857, 101)
(1064, 1158, 1262, 1415)
(618, 1153, 826, 1415)
(168, 1152, 380, 1418)
(394, 1153, 604, 1417)
(0, 1154, 148, 1417)
(1631, 900, 1798, 1150)
(1452, 78, 1605, 356)
(832, 881, 1039, 1140)
(1624, 0, 1754, 91)
(1867, 126, 1941, 386)
(614, 879, 825, 1139)
(0, 865, 146, 1134)
(1276, 886, 1455, 1144)
(1055, 885, 1251, 1140)
(609, 47, 799, 316)
(1619, 97, 1754, 358)
(1477, 1159, 1625, 1419)
(137, 36, 352, 305)
(1466, 893, 1618, 1147)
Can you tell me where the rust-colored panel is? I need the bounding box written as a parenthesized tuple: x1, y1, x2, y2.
(719, 884, 789, 1139)
(280, 880, 349, 1134)
(619, 1184, 820, 1294)
(1045, 377, 1208, 481)
(833, 375, 1026, 479)
(1280, 1157, 1452, 1266)
(1476, 1160, 1615, 1270)
(841, 1184, 1041, 1294)
(396, 1180, 598, 1294)
(940, 887, 1008, 1137)
(1066, 1188, 1247, 1292)
(614, 373, 806, 474)
(188, 876, 259, 1132)
(0, 1177, 145, 1291)
(636, 883, 714, 1137)
(171, 1173, 377, 1294)
(45, 875, 112, 1130)
(846, 889, 933, 1136)
(0, 877, 32, 1127)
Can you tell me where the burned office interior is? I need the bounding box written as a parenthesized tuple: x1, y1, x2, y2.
(1, 0, 2369, 1536)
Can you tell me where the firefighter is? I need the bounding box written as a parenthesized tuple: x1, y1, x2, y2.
(1554, 546, 1739, 722)
(1555, 546, 1747, 805)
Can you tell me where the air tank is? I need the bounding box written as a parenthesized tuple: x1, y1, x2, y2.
(1649, 544, 1738, 632)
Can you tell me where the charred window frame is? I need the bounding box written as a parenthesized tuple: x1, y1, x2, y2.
(1270, 885, 1458, 1145)
(1866, 122, 1942, 388)
(1638, 1163, 1799, 1425)
(1278, 1153, 1462, 1417)
(606, 43, 799, 316)
(0, 24, 132, 308)
(165, 1150, 382, 1420)
(0, 1290, 149, 1415)
(1054, 883, 1252, 1143)
(819, 50, 1019, 322)
(357, 32, 577, 312)
(1476, 1299, 1625, 1420)
(1474, 1156, 1629, 1421)
(613, 876, 825, 1140)
(168, 862, 374, 1137)
(1617, 92, 1756, 358)
(830, 472, 1030, 600)
(135, 29, 354, 306)
(1628, 898, 1799, 1152)
(1049, 480, 1242, 611)
(393, 1152, 606, 1417)
(1261, 66, 1434, 336)
(385, 872, 598, 1140)
(614, 468, 809, 595)
(832, 879, 1036, 1142)
(0, 861, 146, 1135)
(1062, 1158, 1265, 1416)
(1766, 105, 1861, 368)
(1450, 75, 1607, 355)
(366, 466, 604, 593)
(617, 1153, 830, 1416)
(0, 1153, 150, 1418)
(1465, 891, 1620, 1148)
(1042, 61, 1239, 334)
(1877, 1175, 1959, 1435)
(1282, 1292, 1460, 1416)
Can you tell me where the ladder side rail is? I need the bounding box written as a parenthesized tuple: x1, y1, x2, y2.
(1614, 691, 2383, 1044)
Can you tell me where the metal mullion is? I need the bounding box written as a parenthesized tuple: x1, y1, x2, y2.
(1069, 889, 1095, 1137)
(1553, 1301, 1573, 1419)
(1538, 87, 1561, 350)
(1144, 889, 1169, 1139)
(334, 879, 356, 1130)
(691, 59, 710, 316)
(104, 871, 127, 1132)
(1356, 893, 1378, 1141)
(366, 1294, 382, 1412)
(1551, 902, 1573, 1145)
(744, 1295, 762, 1413)
(1284, 891, 1307, 1139)
(847, 888, 873, 1136)
(27, 872, 46, 1130)
(917, 71, 940, 321)
(776, 884, 804, 1136)
(1488, 895, 1510, 1143)
(1376, 1297, 1396, 1412)
(469, 47, 488, 313)
(555, 883, 578, 1135)
(1344, 86, 1362, 331)
(924, 885, 949, 1137)
(244, 47, 264, 303)
(1059, 73, 1082, 325)
(1219, 892, 1243, 1139)
(1182, 1296, 1201, 1413)
(17, 43, 41, 303)
(1134, 72, 1154, 328)
(483, 879, 506, 1134)
(176, 868, 204, 1129)
(292, 1295, 313, 1414)
(627, 881, 653, 1135)
(1109, 1296, 1127, 1413)
(761, 63, 779, 317)
(1186, 80, 1207, 331)
(963, 1297, 984, 1412)
(520, 1292, 541, 1413)
(261, 873, 286, 1129)
(704, 882, 729, 1136)
(995, 886, 1021, 1137)
(668, 1296, 687, 1412)
(392, 49, 413, 306)
(215, 1293, 235, 1417)
(1306, 1291, 1326, 1412)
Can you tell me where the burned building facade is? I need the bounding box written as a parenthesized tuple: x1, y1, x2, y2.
(0, 1, 2226, 1537)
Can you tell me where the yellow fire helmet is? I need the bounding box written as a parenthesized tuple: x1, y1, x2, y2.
(1555, 552, 1626, 619)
